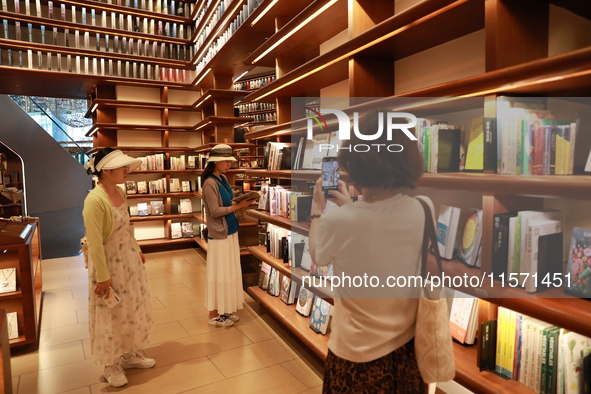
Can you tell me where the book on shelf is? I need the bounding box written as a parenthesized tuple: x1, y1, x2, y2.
(0, 268, 16, 293)
(258, 262, 271, 290)
(137, 203, 148, 217)
(574, 112, 591, 175)
(437, 204, 461, 260)
(179, 198, 192, 214)
(299, 133, 330, 170)
(457, 208, 483, 267)
(492, 212, 518, 280)
(464, 116, 484, 172)
(513, 210, 562, 284)
(279, 276, 297, 305)
(295, 288, 314, 317)
(523, 219, 562, 293)
(181, 222, 193, 238)
(289, 195, 312, 222)
(170, 222, 182, 239)
(564, 227, 591, 299)
(309, 296, 331, 335)
(267, 268, 280, 297)
(449, 293, 479, 345)
(150, 200, 164, 215)
(169, 178, 181, 192)
(181, 181, 192, 193)
(136, 181, 148, 194)
(479, 319, 497, 371)
(6, 311, 17, 340)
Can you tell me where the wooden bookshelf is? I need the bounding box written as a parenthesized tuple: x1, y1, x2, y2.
(244, 0, 484, 103)
(0, 220, 42, 349)
(246, 209, 309, 237)
(3, 0, 591, 391)
(243, 0, 347, 67)
(247, 286, 330, 361)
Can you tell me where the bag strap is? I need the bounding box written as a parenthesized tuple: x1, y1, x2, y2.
(416, 198, 444, 279)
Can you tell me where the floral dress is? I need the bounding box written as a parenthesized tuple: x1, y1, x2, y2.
(88, 202, 153, 366)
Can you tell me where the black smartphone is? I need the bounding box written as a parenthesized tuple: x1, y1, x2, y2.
(321, 157, 339, 198)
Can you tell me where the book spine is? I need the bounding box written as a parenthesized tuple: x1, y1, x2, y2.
(484, 117, 497, 172)
(541, 327, 549, 394)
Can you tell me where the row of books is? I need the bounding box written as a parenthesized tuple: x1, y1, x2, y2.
(264, 224, 334, 280)
(0, 49, 191, 81)
(130, 198, 193, 216)
(3, 21, 190, 60)
(492, 209, 563, 293)
(248, 112, 276, 123)
(127, 179, 196, 194)
(417, 119, 464, 173)
(235, 102, 275, 114)
(136, 154, 165, 170)
(233, 75, 276, 91)
(480, 306, 591, 394)
(257, 183, 313, 221)
(258, 263, 332, 335)
(170, 221, 194, 239)
(0, 0, 195, 17)
(466, 99, 591, 175)
(194, 0, 262, 76)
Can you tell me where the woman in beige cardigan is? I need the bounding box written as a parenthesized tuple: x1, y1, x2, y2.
(83, 148, 155, 388)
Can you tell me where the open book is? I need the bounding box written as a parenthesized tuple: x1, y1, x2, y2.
(232, 191, 260, 203)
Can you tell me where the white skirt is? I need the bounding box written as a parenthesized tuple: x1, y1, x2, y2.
(204, 232, 244, 314)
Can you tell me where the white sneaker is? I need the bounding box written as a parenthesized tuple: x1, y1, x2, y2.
(208, 315, 234, 327)
(120, 352, 156, 369)
(221, 313, 240, 322)
(103, 364, 128, 387)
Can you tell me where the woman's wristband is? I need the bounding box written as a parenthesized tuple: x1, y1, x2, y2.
(307, 214, 322, 226)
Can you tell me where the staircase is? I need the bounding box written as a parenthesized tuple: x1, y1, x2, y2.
(0, 95, 92, 258)
(8, 95, 92, 165)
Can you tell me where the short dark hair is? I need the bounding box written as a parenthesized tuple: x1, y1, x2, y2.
(337, 110, 423, 190)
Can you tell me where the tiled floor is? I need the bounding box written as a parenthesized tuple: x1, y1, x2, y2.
(10, 248, 324, 393)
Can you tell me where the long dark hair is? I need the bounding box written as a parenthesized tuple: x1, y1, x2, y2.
(200, 161, 216, 183)
(88, 147, 116, 178)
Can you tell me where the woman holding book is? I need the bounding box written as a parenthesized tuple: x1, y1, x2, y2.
(308, 111, 433, 393)
(83, 148, 155, 388)
(201, 144, 256, 327)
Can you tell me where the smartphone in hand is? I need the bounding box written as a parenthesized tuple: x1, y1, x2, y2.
(102, 287, 121, 308)
(321, 157, 339, 198)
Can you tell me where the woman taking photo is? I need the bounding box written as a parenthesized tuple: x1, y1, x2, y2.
(308, 111, 433, 393)
(83, 148, 155, 388)
(201, 144, 255, 327)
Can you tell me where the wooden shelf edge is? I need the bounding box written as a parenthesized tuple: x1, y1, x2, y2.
(137, 237, 197, 247)
(453, 343, 534, 394)
(130, 213, 199, 221)
(246, 210, 309, 236)
(247, 286, 329, 361)
(246, 245, 334, 302)
(127, 192, 199, 199)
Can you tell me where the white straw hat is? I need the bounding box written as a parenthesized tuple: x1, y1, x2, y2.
(87, 149, 142, 173)
(206, 144, 237, 163)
